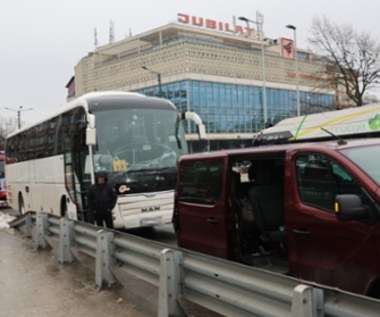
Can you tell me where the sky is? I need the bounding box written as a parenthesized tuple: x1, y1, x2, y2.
(1, 0, 380, 125)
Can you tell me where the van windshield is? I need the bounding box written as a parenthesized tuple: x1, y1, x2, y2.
(340, 145, 380, 186)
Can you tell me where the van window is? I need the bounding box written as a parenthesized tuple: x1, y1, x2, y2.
(178, 159, 224, 204)
(295, 154, 361, 212)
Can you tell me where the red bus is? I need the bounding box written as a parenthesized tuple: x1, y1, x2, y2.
(0, 151, 8, 207)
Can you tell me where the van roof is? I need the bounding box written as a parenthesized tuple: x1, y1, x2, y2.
(179, 138, 380, 161)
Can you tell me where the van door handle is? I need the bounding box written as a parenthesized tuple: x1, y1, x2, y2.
(206, 217, 219, 224)
(293, 229, 311, 235)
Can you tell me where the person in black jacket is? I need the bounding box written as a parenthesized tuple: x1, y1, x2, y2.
(87, 172, 117, 228)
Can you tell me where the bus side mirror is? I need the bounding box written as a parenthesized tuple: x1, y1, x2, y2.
(86, 127, 96, 146)
(334, 194, 370, 221)
(182, 111, 207, 140)
(197, 123, 206, 140)
(87, 114, 95, 128)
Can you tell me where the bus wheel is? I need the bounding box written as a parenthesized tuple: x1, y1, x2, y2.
(18, 194, 25, 215)
(60, 197, 68, 218)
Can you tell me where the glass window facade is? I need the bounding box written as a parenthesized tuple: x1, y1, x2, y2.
(137, 80, 334, 134)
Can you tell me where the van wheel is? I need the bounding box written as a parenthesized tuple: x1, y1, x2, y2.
(369, 280, 380, 299)
(18, 194, 25, 215)
(61, 197, 68, 218)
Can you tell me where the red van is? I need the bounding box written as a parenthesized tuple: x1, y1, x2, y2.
(173, 138, 380, 298)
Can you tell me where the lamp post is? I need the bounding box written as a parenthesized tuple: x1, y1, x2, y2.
(4, 106, 33, 129)
(239, 11, 268, 126)
(141, 66, 163, 98)
(286, 24, 301, 116)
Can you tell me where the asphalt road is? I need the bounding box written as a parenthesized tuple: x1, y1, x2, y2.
(124, 223, 177, 246)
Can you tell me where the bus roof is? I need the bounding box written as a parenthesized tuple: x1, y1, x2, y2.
(6, 91, 175, 139)
(255, 103, 380, 144)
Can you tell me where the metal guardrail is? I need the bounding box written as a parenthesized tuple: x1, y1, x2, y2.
(9, 212, 380, 317)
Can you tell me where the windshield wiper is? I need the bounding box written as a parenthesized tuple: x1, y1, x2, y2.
(175, 116, 182, 150)
(320, 127, 347, 145)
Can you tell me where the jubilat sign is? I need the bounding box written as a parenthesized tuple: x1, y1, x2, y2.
(177, 13, 255, 36)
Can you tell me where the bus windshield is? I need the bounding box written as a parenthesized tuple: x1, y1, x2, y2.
(90, 107, 188, 191)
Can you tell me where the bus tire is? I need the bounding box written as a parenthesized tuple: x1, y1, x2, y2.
(18, 193, 25, 215)
(60, 197, 68, 218)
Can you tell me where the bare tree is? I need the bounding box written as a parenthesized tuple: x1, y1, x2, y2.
(0, 116, 18, 150)
(308, 16, 380, 106)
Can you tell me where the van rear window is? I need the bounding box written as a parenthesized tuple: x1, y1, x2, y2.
(178, 159, 224, 204)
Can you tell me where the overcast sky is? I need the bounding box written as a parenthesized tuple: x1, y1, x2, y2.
(1, 0, 380, 125)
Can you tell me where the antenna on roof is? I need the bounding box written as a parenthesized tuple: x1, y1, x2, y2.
(109, 20, 115, 43)
(94, 27, 99, 48)
(320, 127, 347, 145)
(125, 28, 132, 38)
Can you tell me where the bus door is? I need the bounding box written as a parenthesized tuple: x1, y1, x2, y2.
(175, 156, 231, 259)
(62, 109, 88, 217)
(64, 153, 86, 208)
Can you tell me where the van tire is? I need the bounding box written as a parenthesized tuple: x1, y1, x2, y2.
(18, 194, 25, 215)
(369, 280, 380, 299)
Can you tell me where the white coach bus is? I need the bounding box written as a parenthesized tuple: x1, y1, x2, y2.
(5, 91, 206, 229)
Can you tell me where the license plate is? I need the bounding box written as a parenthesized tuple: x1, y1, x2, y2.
(140, 217, 162, 226)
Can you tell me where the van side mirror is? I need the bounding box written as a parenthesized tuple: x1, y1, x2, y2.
(334, 194, 370, 221)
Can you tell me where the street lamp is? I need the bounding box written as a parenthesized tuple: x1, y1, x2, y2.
(141, 66, 163, 98)
(286, 24, 301, 116)
(4, 106, 33, 129)
(239, 11, 268, 126)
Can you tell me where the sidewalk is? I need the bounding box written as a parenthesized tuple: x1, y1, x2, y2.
(0, 225, 157, 317)
(0, 208, 222, 317)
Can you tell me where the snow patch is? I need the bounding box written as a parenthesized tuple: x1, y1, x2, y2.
(0, 212, 16, 229)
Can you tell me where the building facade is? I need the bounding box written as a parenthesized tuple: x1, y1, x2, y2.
(73, 14, 335, 150)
